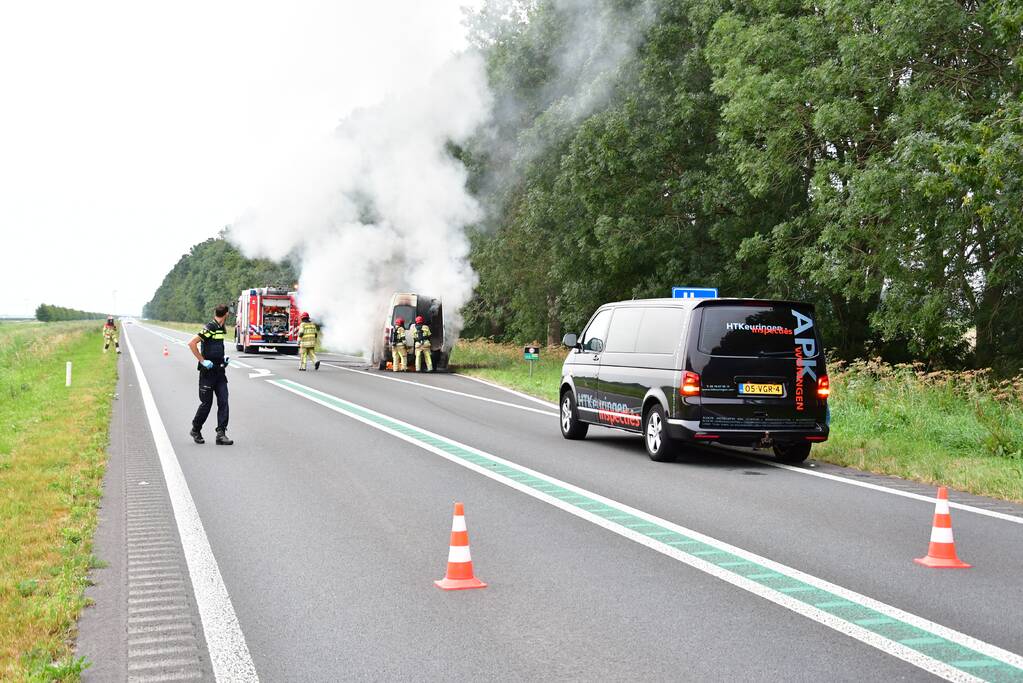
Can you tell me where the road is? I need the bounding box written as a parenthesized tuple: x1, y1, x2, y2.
(76, 321, 1023, 682)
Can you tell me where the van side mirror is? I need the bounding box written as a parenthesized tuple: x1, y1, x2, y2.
(562, 333, 579, 348)
(228, 304, 236, 315)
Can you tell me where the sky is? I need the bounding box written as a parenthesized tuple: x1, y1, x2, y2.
(0, 0, 479, 316)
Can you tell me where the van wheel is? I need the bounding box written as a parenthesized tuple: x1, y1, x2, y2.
(644, 404, 676, 462)
(560, 392, 588, 440)
(773, 442, 811, 464)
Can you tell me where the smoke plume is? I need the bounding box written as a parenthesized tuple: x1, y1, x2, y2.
(228, 53, 491, 354)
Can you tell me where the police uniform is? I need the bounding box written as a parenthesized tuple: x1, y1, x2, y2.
(103, 320, 120, 353)
(191, 320, 229, 438)
(298, 320, 320, 370)
(390, 325, 407, 372)
(411, 323, 433, 372)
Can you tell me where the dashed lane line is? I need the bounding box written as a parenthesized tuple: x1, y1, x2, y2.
(269, 377, 1023, 683)
(123, 327, 259, 681)
(320, 362, 558, 417)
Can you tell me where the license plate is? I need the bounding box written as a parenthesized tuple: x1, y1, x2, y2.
(739, 382, 783, 396)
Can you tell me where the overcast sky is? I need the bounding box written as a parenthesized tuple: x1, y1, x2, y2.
(0, 0, 479, 316)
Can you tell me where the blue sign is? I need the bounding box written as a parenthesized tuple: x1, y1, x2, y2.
(672, 287, 718, 299)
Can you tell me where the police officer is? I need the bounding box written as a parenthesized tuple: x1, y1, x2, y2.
(103, 316, 121, 354)
(188, 304, 233, 445)
(411, 315, 433, 372)
(390, 317, 407, 372)
(298, 311, 320, 371)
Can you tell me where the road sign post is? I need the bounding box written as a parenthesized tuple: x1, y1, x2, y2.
(671, 286, 718, 299)
(523, 345, 540, 378)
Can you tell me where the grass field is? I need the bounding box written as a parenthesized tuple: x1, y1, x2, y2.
(0, 321, 118, 680)
(450, 340, 1023, 502)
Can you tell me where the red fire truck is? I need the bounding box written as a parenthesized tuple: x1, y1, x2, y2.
(234, 287, 300, 354)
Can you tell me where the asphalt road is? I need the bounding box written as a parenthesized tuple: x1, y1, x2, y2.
(77, 322, 1023, 682)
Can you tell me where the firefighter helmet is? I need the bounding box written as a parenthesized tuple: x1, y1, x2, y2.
(395, 317, 405, 326)
(301, 311, 310, 321)
(415, 315, 424, 324)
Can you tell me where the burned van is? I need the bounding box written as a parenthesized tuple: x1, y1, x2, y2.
(371, 292, 450, 371)
(559, 298, 829, 463)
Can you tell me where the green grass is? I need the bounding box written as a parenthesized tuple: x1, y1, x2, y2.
(0, 321, 118, 680)
(450, 339, 564, 403)
(450, 340, 1023, 502)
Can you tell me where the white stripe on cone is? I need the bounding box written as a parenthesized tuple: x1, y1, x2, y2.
(935, 500, 950, 515)
(447, 545, 472, 563)
(930, 527, 955, 544)
(451, 516, 467, 532)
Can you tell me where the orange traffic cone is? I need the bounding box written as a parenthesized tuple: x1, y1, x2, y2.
(915, 486, 970, 569)
(435, 502, 487, 590)
(162, 345, 169, 357)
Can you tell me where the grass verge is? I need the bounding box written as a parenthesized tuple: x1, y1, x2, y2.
(449, 339, 1023, 502)
(0, 322, 118, 680)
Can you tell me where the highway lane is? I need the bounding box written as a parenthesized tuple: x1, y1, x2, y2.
(95, 322, 1023, 680)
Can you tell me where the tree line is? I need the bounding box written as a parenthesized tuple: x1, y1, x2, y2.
(143, 233, 297, 323)
(35, 304, 106, 322)
(459, 0, 1022, 372)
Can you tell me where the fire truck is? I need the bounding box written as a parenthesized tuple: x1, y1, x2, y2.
(234, 287, 300, 354)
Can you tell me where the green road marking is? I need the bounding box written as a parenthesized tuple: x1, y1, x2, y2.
(817, 600, 857, 609)
(273, 379, 1023, 682)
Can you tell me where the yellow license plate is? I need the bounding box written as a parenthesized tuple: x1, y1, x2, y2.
(739, 383, 783, 396)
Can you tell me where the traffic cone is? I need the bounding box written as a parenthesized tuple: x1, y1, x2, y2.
(162, 345, 169, 357)
(435, 502, 487, 590)
(915, 486, 971, 568)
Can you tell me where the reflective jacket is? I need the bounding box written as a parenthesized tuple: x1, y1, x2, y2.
(299, 321, 319, 348)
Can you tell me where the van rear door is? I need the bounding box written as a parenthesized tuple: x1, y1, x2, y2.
(689, 302, 827, 431)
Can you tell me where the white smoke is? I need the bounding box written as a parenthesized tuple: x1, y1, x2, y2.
(228, 53, 492, 354)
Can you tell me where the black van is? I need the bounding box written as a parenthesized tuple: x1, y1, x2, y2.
(559, 298, 830, 463)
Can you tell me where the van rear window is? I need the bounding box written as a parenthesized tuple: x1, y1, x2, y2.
(698, 305, 814, 357)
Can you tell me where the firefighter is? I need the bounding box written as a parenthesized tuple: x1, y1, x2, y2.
(298, 312, 320, 371)
(411, 315, 433, 372)
(188, 304, 233, 445)
(390, 317, 408, 372)
(102, 316, 120, 354)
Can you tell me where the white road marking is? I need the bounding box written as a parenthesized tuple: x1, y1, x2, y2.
(720, 449, 1023, 526)
(321, 363, 558, 417)
(123, 327, 259, 682)
(456, 371, 1023, 526)
(247, 368, 273, 379)
(141, 321, 1023, 525)
(456, 373, 558, 407)
(270, 378, 1022, 682)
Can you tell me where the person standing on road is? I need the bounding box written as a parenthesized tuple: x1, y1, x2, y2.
(102, 316, 121, 354)
(188, 304, 233, 445)
(298, 312, 320, 371)
(411, 315, 433, 373)
(390, 317, 408, 372)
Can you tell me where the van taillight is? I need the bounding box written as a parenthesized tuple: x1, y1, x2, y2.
(817, 375, 830, 400)
(680, 371, 701, 397)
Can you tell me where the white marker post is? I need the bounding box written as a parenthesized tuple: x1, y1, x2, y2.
(66, 361, 72, 387)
